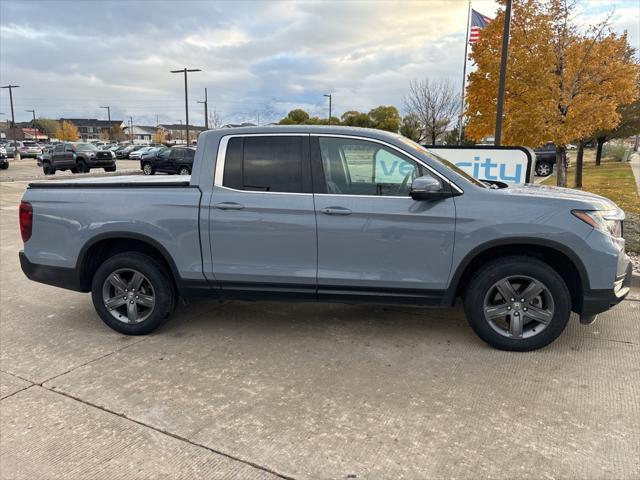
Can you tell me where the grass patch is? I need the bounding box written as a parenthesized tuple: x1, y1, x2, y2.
(542, 156, 640, 252)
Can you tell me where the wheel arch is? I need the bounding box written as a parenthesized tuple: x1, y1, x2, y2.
(450, 238, 588, 313)
(77, 232, 180, 294)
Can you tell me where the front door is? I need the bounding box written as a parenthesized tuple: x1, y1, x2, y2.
(208, 134, 317, 297)
(312, 135, 456, 302)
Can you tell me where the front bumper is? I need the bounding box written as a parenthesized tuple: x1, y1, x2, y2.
(581, 262, 633, 316)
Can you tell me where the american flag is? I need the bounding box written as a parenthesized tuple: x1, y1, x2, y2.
(469, 9, 492, 44)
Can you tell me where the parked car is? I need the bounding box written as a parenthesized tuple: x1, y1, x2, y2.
(115, 145, 143, 159)
(36, 146, 53, 167)
(0, 146, 8, 169)
(18, 126, 632, 351)
(43, 142, 116, 175)
(19, 141, 43, 158)
(4, 142, 20, 158)
(140, 146, 195, 175)
(533, 142, 558, 176)
(128, 146, 155, 160)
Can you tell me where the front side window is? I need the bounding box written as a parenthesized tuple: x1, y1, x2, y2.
(223, 136, 303, 193)
(318, 137, 424, 196)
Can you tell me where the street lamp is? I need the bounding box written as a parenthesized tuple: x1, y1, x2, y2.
(1, 84, 20, 148)
(324, 94, 332, 125)
(197, 88, 208, 130)
(100, 106, 111, 141)
(170, 68, 202, 145)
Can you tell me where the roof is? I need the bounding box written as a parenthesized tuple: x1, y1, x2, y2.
(159, 123, 206, 131)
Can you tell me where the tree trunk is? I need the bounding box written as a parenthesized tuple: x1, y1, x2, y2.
(574, 141, 584, 188)
(595, 136, 606, 166)
(556, 146, 568, 187)
(634, 134, 639, 152)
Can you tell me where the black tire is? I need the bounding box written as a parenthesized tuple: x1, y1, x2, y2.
(43, 162, 54, 175)
(104, 165, 117, 172)
(463, 256, 571, 351)
(178, 166, 191, 175)
(0, 162, 8, 170)
(535, 161, 552, 177)
(76, 160, 87, 173)
(142, 162, 155, 175)
(91, 252, 175, 335)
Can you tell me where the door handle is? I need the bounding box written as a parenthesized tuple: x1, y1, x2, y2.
(213, 202, 245, 210)
(320, 207, 352, 216)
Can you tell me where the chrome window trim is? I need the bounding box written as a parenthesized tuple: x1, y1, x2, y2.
(214, 132, 463, 195)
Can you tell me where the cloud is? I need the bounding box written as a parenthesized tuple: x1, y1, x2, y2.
(0, 0, 635, 126)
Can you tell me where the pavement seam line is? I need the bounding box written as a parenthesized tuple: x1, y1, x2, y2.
(0, 383, 35, 401)
(39, 337, 148, 387)
(40, 385, 297, 480)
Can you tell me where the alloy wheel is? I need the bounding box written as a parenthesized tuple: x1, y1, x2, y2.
(482, 275, 555, 339)
(101, 268, 155, 324)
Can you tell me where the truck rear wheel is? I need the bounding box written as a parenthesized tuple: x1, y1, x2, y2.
(43, 162, 54, 175)
(463, 256, 570, 351)
(535, 161, 552, 176)
(91, 252, 175, 335)
(76, 160, 87, 173)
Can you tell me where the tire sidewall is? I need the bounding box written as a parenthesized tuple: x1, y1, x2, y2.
(91, 252, 174, 335)
(143, 162, 154, 175)
(536, 162, 552, 176)
(464, 257, 571, 351)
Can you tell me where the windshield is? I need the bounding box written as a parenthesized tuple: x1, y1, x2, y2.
(394, 135, 488, 188)
(75, 143, 98, 152)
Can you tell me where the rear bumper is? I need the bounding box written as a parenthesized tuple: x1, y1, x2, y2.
(581, 263, 633, 316)
(19, 251, 85, 292)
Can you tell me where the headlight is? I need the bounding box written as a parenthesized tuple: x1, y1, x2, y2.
(572, 209, 624, 237)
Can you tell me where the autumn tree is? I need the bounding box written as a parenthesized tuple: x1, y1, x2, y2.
(368, 106, 401, 132)
(404, 78, 459, 145)
(55, 120, 79, 141)
(153, 128, 167, 144)
(110, 124, 126, 142)
(465, 0, 639, 187)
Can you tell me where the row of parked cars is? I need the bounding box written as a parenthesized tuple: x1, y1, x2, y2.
(37, 142, 196, 176)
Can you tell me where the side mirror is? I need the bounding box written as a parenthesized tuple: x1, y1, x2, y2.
(410, 175, 446, 201)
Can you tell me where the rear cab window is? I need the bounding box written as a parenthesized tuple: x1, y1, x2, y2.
(222, 136, 310, 193)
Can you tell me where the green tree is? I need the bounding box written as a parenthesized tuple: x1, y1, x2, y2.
(399, 113, 422, 141)
(33, 118, 59, 139)
(368, 106, 401, 132)
(593, 97, 640, 165)
(279, 109, 310, 124)
(341, 110, 371, 128)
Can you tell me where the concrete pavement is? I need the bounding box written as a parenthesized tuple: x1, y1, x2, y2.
(1, 176, 639, 480)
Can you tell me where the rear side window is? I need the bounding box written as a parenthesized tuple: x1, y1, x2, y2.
(223, 136, 303, 193)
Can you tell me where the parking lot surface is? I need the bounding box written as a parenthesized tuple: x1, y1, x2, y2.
(1, 172, 639, 479)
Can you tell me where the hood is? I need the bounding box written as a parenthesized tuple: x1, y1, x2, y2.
(500, 183, 617, 210)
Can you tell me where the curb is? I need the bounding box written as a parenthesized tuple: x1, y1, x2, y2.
(632, 273, 640, 289)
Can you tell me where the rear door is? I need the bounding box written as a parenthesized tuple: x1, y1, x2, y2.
(208, 134, 317, 297)
(168, 148, 184, 173)
(311, 135, 456, 302)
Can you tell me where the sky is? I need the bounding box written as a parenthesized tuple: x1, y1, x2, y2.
(1, 0, 638, 127)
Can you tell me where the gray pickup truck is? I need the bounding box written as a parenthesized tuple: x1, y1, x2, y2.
(19, 126, 632, 351)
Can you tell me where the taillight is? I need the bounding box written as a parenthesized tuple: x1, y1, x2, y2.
(19, 201, 33, 242)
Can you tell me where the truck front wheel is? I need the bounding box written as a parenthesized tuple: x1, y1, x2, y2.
(463, 256, 570, 351)
(91, 252, 175, 335)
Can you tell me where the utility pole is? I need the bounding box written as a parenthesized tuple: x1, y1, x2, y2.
(177, 120, 183, 142)
(25, 109, 35, 124)
(100, 106, 111, 141)
(324, 94, 332, 124)
(197, 88, 208, 130)
(129, 116, 133, 144)
(1, 84, 20, 148)
(494, 0, 512, 146)
(156, 114, 159, 127)
(170, 67, 202, 145)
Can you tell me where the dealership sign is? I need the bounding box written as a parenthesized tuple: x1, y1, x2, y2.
(426, 146, 534, 184)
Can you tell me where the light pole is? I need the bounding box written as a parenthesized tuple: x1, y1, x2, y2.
(100, 106, 111, 141)
(1, 84, 20, 148)
(129, 116, 133, 144)
(494, 0, 512, 146)
(197, 88, 208, 130)
(324, 94, 332, 124)
(170, 68, 201, 145)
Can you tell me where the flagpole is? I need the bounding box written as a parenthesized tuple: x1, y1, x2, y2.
(458, 0, 471, 145)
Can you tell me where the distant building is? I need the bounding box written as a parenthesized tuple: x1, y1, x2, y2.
(158, 124, 206, 144)
(122, 125, 157, 144)
(60, 118, 125, 141)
